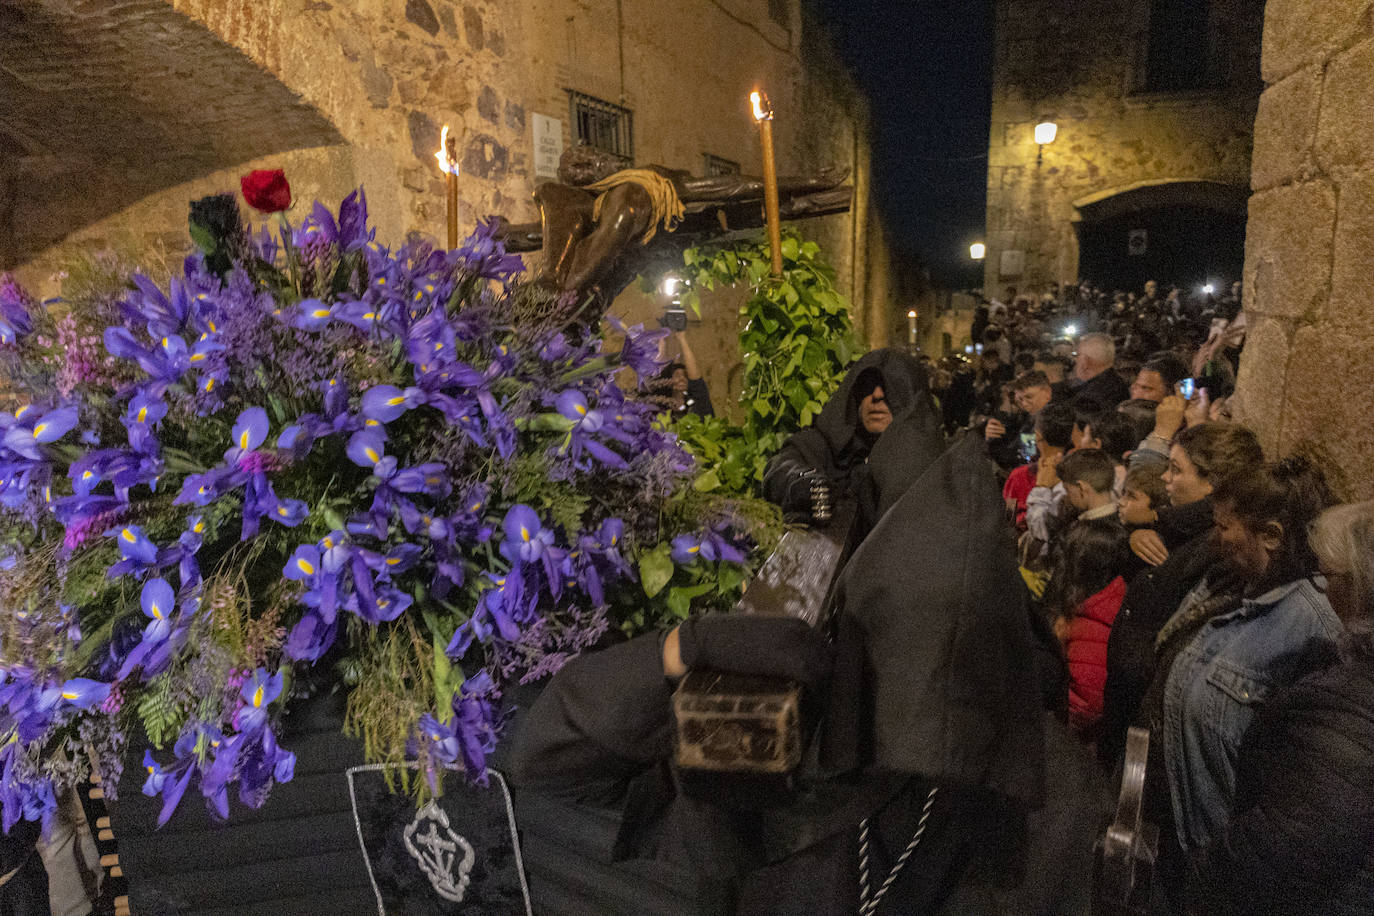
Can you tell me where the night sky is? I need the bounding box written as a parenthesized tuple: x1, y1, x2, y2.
(814, 0, 994, 290)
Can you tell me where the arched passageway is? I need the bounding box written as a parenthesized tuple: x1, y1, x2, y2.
(0, 0, 342, 268)
(1073, 180, 1248, 290)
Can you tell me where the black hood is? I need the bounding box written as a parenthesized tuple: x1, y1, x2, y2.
(821, 433, 1046, 809)
(812, 348, 933, 457)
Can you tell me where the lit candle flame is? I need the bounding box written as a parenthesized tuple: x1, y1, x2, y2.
(750, 90, 773, 123)
(907, 310, 917, 319)
(434, 125, 459, 175)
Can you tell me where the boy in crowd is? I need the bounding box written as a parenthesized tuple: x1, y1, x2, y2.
(1117, 464, 1168, 529)
(1058, 448, 1119, 523)
(1025, 402, 1079, 544)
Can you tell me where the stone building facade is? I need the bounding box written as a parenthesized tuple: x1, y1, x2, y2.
(2, 0, 892, 410)
(1232, 0, 1374, 499)
(982, 0, 1264, 296)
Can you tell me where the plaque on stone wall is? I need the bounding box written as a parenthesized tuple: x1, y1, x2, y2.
(533, 114, 563, 181)
(1128, 229, 1148, 256)
(999, 249, 1025, 278)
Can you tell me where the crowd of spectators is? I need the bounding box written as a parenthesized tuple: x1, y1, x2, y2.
(930, 278, 1374, 913)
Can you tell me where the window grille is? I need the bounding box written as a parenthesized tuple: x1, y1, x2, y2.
(1141, 0, 1211, 92)
(567, 91, 633, 164)
(702, 154, 741, 177)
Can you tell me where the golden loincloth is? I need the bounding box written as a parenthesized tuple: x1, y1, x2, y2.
(585, 169, 685, 245)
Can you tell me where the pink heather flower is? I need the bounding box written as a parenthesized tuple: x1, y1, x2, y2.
(236, 451, 282, 474)
(63, 509, 124, 551)
(100, 685, 124, 714)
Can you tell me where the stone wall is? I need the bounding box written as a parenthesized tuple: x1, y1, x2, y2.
(4, 0, 891, 412)
(1232, 0, 1374, 499)
(982, 0, 1262, 295)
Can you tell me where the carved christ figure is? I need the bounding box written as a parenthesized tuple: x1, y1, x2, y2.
(535, 145, 847, 296)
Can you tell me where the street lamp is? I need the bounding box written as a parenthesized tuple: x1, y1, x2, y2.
(969, 241, 986, 261)
(1034, 120, 1057, 165)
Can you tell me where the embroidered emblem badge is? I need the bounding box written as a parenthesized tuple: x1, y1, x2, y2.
(403, 800, 476, 902)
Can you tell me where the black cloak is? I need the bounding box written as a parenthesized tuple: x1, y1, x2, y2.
(821, 432, 1046, 810)
(510, 435, 1048, 914)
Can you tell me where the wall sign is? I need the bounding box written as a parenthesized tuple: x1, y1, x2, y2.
(999, 249, 1025, 278)
(533, 114, 563, 181)
(1127, 229, 1148, 256)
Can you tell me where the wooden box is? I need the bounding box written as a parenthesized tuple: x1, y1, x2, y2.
(672, 669, 801, 774)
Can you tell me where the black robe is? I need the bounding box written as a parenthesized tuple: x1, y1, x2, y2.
(511, 434, 1048, 914)
(762, 349, 945, 533)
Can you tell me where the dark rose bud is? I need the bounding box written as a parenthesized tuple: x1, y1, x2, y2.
(240, 169, 293, 213)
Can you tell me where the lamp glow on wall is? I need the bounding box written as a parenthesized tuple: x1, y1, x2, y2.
(969, 241, 986, 260)
(1034, 119, 1057, 165)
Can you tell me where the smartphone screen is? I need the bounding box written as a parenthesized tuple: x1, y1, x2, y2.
(1178, 378, 1196, 399)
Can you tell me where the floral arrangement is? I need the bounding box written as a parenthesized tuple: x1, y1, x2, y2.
(0, 171, 777, 832)
(668, 231, 858, 496)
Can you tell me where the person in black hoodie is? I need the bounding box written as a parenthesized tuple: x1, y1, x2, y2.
(1188, 499, 1374, 915)
(511, 434, 1047, 915)
(1100, 423, 1264, 763)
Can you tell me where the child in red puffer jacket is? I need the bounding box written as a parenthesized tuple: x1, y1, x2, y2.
(1047, 450, 1132, 732)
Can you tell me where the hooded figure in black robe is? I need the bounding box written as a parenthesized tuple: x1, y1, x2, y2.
(510, 432, 1047, 915)
(762, 349, 945, 535)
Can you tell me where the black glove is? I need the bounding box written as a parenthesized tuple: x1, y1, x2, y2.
(676, 614, 833, 687)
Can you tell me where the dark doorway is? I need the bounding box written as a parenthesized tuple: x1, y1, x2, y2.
(1074, 182, 1247, 292)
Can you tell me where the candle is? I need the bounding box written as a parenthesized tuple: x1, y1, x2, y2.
(750, 90, 784, 279)
(434, 125, 460, 249)
(907, 309, 918, 348)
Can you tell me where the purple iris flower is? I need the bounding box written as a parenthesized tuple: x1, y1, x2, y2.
(454, 219, 524, 281)
(671, 529, 748, 565)
(388, 463, 449, 498)
(284, 544, 321, 582)
(605, 315, 668, 380)
(229, 407, 269, 455)
(337, 189, 373, 252)
(110, 524, 158, 567)
(501, 505, 554, 565)
(346, 429, 387, 468)
(347, 555, 412, 623)
(284, 610, 338, 662)
(320, 375, 350, 419)
(235, 669, 283, 733)
(452, 671, 499, 782)
(3, 405, 79, 460)
(103, 327, 188, 385)
(293, 298, 334, 331)
(554, 390, 628, 469)
(122, 274, 190, 339)
(417, 714, 462, 771)
(58, 678, 111, 710)
(0, 275, 34, 345)
(360, 385, 425, 424)
(173, 464, 239, 506)
(114, 577, 180, 679)
(141, 733, 198, 826)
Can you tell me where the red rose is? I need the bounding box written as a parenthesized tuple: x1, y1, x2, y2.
(240, 169, 292, 213)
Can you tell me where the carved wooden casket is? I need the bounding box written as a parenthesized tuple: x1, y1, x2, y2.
(670, 519, 848, 777)
(672, 670, 801, 774)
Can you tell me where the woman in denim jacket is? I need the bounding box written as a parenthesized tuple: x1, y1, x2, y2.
(1188, 500, 1374, 914)
(1138, 456, 1340, 901)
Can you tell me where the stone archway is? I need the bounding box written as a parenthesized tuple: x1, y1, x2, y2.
(0, 0, 343, 268)
(1071, 179, 1249, 290)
